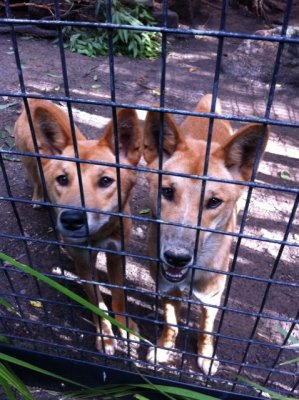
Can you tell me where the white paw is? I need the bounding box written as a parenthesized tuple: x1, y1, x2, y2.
(197, 355, 219, 375)
(119, 319, 140, 345)
(95, 336, 117, 355)
(147, 346, 171, 364)
(32, 202, 42, 209)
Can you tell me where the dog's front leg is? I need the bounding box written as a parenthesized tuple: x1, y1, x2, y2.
(106, 253, 139, 345)
(147, 288, 181, 364)
(75, 256, 116, 355)
(197, 303, 220, 375)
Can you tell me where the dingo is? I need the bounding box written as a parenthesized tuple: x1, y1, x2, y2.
(15, 99, 142, 354)
(143, 94, 269, 374)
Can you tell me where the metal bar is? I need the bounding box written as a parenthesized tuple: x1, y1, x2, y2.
(0, 0, 298, 397)
(1, 17, 299, 45)
(1, 91, 299, 129)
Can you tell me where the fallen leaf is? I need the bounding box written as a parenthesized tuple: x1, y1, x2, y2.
(30, 300, 43, 308)
(91, 84, 101, 89)
(54, 85, 60, 92)
(0, 102, 16, 110)
(152, 89, 160, 96)
(93, 74, 98, 81)
(47, 73, 62, 78)
(279, 170, 291, 181)
(5, 139, 14, 149)
(139, 208, 150, 215)
(20, 35, 33, 41)
(188, 66, 198, 73)
(5, 125, 14, 136)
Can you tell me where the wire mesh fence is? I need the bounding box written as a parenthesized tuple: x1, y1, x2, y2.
(0, 0, 298, 398)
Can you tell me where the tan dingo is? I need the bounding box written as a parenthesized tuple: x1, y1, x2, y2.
(15, 99, 142, 354)
(143, 94, 269, 374)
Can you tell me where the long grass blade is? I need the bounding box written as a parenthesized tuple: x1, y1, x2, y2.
(0, 361, 33, 399)
(0, 297, 18, 315)
(0, 374, 17, 400)
(66, 382, 219, 400)
(0, 252, 149, 344)
(0, 353, 88, 389)
(237, 376, 291, 400)
(280, 356, 299, 366)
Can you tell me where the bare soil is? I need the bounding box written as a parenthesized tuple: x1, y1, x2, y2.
(0, 2, 298, 398)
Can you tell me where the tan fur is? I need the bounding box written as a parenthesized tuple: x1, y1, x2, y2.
(143, 94, 269, 375)
(15, 99, 142, 354)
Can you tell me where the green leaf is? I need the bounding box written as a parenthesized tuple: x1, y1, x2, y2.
(0, 102, 16, 110)
(129, 384, 219, 400)
(0, 374, 17, 400)
(5, 140, 14, 150)
(0, 297, 18, 314)
(0, 252, 149, 344)
(20, 35, 33, 41)
(4, 125, 14, 136)
(47, 73, 62, 78)
(139, 208, 150, 215)
(237, 376, 291, 400)
(0, 353, 88, 390)
(279, 170, 291, 181)
(280, 356, 299, 366)
(0, 336, 11, 345)
(123, 29, 129, 43)
(134, 395, 150, 400)
(276, 326, 298, 345)
(0, 361, 33, 400)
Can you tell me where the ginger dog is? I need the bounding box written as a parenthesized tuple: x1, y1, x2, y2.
(143, 94, 269, 375)
(15, 99, 142, 354)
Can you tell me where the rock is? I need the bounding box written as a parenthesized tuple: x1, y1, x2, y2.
(222, 26, 299, 86)
(168, 0, 200, 24)
(152, 9, 179, 28)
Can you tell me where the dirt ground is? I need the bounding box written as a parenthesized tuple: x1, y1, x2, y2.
(0, 1, 298, 398)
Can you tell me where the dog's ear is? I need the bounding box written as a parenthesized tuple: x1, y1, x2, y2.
(216, 123, 269, 181)
(100, 108, 142, 166)
(143, 111, 186, 164)
(29, 100, 85, 155)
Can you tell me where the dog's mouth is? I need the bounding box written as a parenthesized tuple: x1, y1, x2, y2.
(61, 233, 88, 244)
(161, 264, 189, 283)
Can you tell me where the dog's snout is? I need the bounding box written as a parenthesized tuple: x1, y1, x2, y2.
(163, 250, 192, 268)
(60, 210, 85, 231)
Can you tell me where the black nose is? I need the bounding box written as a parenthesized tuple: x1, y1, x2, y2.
(163, 250, 192, 268)
(59, 210, 85, 231)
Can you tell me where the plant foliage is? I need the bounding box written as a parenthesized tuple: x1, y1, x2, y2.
(65, 0, 161, 58)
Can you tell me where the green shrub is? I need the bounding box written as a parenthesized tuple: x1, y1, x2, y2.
(65, 0, 161, 59)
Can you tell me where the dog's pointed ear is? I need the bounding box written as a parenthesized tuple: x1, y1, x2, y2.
(100, 109, 142, 166)
(29, 100, 85, 155)
(215, 123, 269, 181)
(143, 111, 186, 164)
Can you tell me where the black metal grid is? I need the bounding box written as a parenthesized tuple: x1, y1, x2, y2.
(0, 0, 298, 398)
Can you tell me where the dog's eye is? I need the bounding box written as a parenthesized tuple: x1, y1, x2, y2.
(99, 176, 114, 188)
(207, 197, 222, 209)
(162, 187, 174, 201)
(56, 175, 68, 186)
